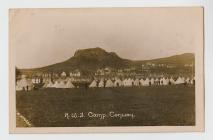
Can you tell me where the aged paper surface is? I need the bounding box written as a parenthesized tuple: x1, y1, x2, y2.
(9, 7, 204, 133)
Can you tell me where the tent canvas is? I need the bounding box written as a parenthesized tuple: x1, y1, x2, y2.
(190, 77, 195, 84)
(185, 77, 191, 84)
(143, 78, 150, 86)
(43, 81, 49, 88)
(114, 79, 123, 87)
(65, 80, 75, 88)
(139, 79, 145, 86)
(58, 80, 67, 88)
(162, 77, 169, 85)
(16, 85, 23, 91)
(105, 79, 114, 87)
(160, 78, 164, 85)
(123, 78, 132, 87)
(134, 79, 140, 86)
(98, 79, 105, 87)
(123, 79, 129, 87)
(46, 81, 54, 88)
(175, 77, 185, 84)
(169, 77, 176, 84)
(154, 78, 160, 85)
(89, 80, 97, 88)
(150, 78, 155, 85)
(52, 81, 60, 88)
(43, 79, 52, 88)
(16, 78, 33, 91)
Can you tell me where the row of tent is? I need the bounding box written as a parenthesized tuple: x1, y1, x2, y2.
(89, 77, 195, 88)
(16, 78, 34, 91)
(43, 80, 75, 88)
(16, 78, 75, 91)
(16, 76, 195, 91)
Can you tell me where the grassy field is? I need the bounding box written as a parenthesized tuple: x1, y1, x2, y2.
(16, 85, 195, 127)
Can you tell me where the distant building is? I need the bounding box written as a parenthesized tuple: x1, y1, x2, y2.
(32, 77, 42, 84)
(124, 68, 131, 72)
(104, 67, 111, 74)
(70, 69, 81, 77)
(141, 65, 150, 71)
(146, 62, 152, 66)
(52, 73, 59, 78)
(95, 67, 112, 76)
(61, 71, 67, 77)
(95, 69, 104, 76)
(42, 73, 52, 78)
(117, 69, 124, 76)
(151, 63, 156, 67)
(184, 64, 193, 67)
(167, 65, 176, 68)
(118, 69, 123, 73)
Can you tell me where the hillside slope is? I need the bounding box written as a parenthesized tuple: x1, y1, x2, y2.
(18, 47, 195, 75)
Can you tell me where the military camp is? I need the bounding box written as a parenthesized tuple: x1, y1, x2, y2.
(16, 48, 195, 127)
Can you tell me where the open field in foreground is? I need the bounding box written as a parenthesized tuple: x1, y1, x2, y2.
(16, 85, 195, 127)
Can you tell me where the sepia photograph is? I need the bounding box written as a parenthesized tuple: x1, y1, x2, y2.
(9, 7, 204, 133)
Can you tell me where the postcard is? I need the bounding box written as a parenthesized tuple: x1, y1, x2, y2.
(9, 7, 204, 133)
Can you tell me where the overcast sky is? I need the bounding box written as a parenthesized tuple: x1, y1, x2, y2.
(10, 8, 203, 69)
